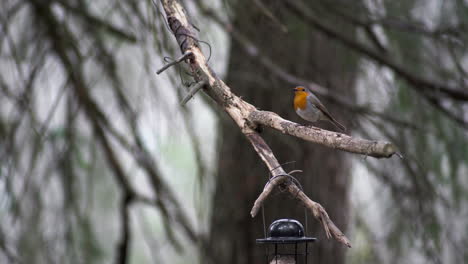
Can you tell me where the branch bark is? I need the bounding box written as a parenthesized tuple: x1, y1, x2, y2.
(250, 111, 397, 158)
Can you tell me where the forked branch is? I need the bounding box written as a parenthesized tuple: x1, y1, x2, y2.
(159, 0, 398, 247)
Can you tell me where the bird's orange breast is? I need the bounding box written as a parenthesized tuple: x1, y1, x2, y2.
(294, 92, 308, 111)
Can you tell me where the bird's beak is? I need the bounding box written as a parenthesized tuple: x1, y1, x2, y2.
(293, 87, 298, 92)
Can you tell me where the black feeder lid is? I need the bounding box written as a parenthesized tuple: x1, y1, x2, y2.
(256, 219, 317, 244)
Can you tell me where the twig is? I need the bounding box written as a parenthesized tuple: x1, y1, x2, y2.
(55, 0, 137, 42)
(116, 194, 132, 264)
(314, 1, 387, 53)
(424, 94, 468, 128)
(252, 0, 288, 33)
(287, 184, 351, 247)
(288, 169, 303, 175)
(249, 172, 286, 217)
(156, 51, 193, 74)
(180, 80, 206, 106)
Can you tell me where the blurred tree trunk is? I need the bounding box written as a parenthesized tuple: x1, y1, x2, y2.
(205, 1, 358, 264)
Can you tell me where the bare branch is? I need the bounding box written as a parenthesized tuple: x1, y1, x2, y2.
(424, 96, 468, 128)
(313, 1, 388, 53)
(55, 0, 137, 42)
(156, 51, 193, 74)
(251, 0, 288, 33)
(249, 110, 398, 158)
(287, 184, 352, 247)
(116, 194, 132, 264)
(249, 173, 284, 217)
(180, 80, 206, 106)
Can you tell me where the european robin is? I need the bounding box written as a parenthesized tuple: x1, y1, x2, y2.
(293, 86, 346, 131)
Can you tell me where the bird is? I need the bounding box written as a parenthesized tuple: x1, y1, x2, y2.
(293, 86, 346, 131)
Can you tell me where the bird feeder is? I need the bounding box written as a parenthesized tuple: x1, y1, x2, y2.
(256, 219, 316, 264)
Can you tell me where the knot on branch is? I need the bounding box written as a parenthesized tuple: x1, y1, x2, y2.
(382, 142, 398, 157)
(244, 118, 263, 133)
(167, 16, 199, 52)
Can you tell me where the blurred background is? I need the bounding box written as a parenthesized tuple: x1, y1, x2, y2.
(1, 0, 467, 263)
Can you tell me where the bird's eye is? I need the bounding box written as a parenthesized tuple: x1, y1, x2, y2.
(294, 87, 305, 92)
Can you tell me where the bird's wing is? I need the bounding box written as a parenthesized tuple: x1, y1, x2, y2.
(306, 93, 335, 121)
(306, 89, 346, 131)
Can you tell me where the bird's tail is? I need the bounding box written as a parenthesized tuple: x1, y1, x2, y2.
(328, 117, 346, 132)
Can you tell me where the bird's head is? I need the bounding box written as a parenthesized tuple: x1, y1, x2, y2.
(293, 86, 308, 95)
